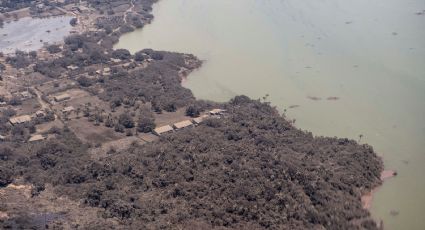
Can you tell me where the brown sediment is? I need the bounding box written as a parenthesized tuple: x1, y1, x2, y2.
(362, 170, 397, 210)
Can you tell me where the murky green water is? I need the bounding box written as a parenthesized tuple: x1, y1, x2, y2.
(115, 0, 425, 229)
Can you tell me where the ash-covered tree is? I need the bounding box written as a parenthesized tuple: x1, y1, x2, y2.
(114, 123, 125, 133)
(5, 50, 31, 68)
(70, 17, 78, 26)
(46, 44, 61, 54)
(0, 167, 13, 187)
(77, 76, 93, 87)
(29, 51, 37, 58)
(112, 49, 131, 60)
(118, 112, 134, 128)
(137, 117, 155, 133)
(105, 115, 114, 128)
(8, 96, 22, 106)
(186, 105, 201, 117)
(134, 51, 145, 62)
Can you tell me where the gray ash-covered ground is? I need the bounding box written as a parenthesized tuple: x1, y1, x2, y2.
(0, 97, 383, 229)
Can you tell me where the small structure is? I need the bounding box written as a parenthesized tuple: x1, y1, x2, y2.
(36, 110, 46, 117)
(153, 125, 174, 136)
(173, 120, 194, 130)
(71, 6, 82, 13)
(0, 135, 6, 141)
(29, 134, 46, 142)
(36, 3, 45, 10)
(111, 58, 121, 63)
(98, 67, 111, 75)
(20, 91, 32, 100)
(209, 109, 226, 116)
(192, 114, 209, 125)
(9, 115, 32, 125)
(0, 102, 6, 107)
(62, 106, 75, 113)
(122, 63, 134, 69)
(103, 67, 111, 76)
(67, 65, 79, 70)
(54, 93, 71, 102)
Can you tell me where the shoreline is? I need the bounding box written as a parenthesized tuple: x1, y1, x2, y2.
(362, 170, 397, 210)
(0, 1, 394, 228)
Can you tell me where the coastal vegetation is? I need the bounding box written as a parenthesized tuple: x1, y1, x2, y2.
(0, 97, 383, 229)
(0, 0, 387, 229)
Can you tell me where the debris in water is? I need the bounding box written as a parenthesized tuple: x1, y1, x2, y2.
(345, 21, 353, 24)
(289, 105, 300, 109)
(390, 210, 400, 216)
(327, 96, 340, 101)
(307, 96, 321, 101)
(392, 32, 398, 36)
(415, 10, 425, 15)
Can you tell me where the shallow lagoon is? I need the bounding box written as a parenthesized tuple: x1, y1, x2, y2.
(0, 16, 72, 54)
(116, 0, 425, 229)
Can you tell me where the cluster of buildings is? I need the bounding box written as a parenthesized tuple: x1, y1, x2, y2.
(153, 109, 225, 136)
(6, 109, 51, 143)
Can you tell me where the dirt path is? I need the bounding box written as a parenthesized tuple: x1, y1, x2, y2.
(32, 87, 49, 110)
(123, 0, 135, 24)
(32, 86, 61, 120)
(112, 0, 135, 33)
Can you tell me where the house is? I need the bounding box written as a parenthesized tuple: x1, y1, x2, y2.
(209, 109, 226, 116)
(9, 115, 32, 125)
(67, 65, 79, 70)
(62, 106, 75, 113)
(173, 120, 194, 130)
(122, 63, 133, 68)
(54, 93, 71, 102)
(103, 67, 111, 75)
(20, 91, 32, 99)
(35, 110, 46, 117)
(192, 114, 209, 125)
(153, 125, 174, 136)
(0, 135, 6, 141)
(111, 58, 122, 63)
(36, 3, 45, 10)
(0, 102, 6, 107)
(98, 67, 111, 75)
(29, 134, 46, 142)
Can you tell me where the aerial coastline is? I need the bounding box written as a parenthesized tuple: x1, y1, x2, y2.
(0, 0, 394, 229)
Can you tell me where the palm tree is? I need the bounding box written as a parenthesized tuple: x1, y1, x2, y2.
(76, 107, 81, 118)
(358, 134, 363, 143)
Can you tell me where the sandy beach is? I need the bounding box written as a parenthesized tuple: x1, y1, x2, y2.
(362, 170, 397, 210)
